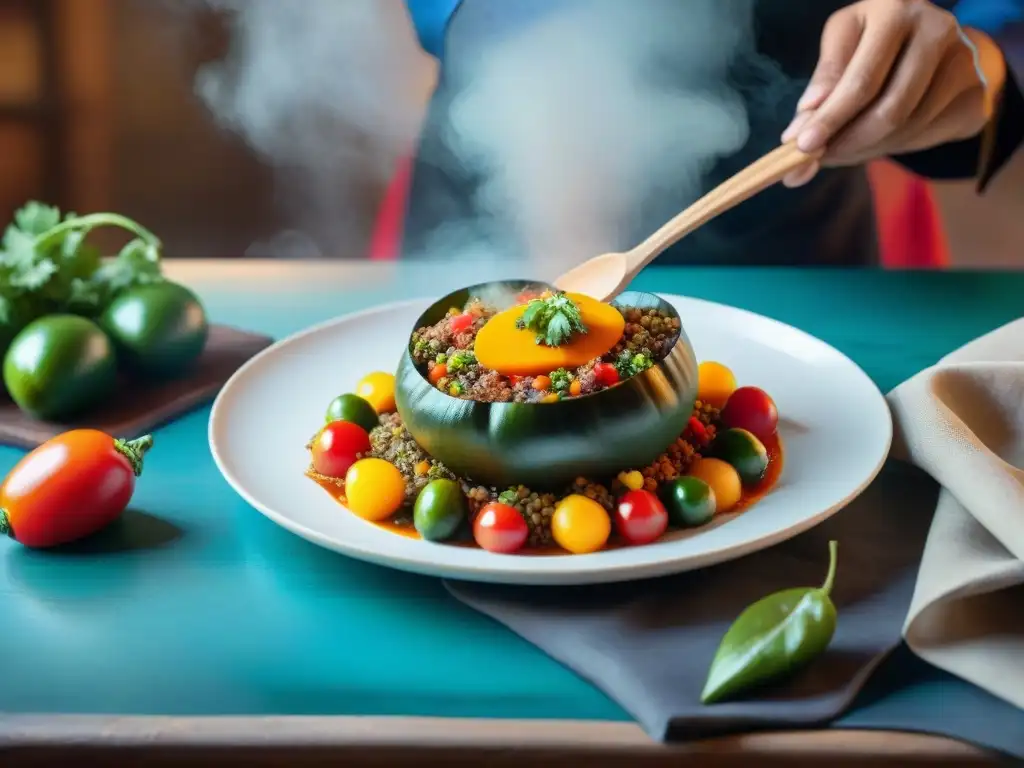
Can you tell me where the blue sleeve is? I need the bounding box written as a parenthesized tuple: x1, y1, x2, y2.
(405, 0, 462, 58)
(953, 0, 1024, 33)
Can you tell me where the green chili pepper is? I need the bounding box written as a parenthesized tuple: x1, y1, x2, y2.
(701, 540, 839, 705)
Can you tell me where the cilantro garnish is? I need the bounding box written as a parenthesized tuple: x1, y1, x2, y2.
(515, 292, 587, 347)
(0, 201, 165, 333)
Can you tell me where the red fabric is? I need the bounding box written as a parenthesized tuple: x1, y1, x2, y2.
(368, 154, 413, 261)
(369, 153, 949, 269)
(867, 160, 949, 269)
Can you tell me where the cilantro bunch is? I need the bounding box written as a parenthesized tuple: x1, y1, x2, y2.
(0, 201, 165, 334)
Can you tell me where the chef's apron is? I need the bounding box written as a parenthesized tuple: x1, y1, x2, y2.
(400, 0, 955, 266)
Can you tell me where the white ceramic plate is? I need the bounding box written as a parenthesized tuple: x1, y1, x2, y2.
(209, 295, 892, 585)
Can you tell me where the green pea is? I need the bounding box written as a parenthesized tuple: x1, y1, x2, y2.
(660, 476, 716, 528)
(708, 428, 769, 486)
(702, 541, 839, 704)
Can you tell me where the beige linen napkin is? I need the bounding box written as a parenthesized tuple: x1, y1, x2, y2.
(888, 318, 1024, 710)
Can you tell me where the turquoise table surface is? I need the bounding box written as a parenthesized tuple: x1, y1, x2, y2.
(2, 262, 1023, 723)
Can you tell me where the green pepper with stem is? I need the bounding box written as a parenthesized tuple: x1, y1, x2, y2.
(701, 540, 839, 704)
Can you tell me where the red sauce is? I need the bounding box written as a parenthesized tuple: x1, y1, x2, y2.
(310, 437, 784, 556)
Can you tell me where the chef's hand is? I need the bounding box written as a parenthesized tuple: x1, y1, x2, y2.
(781, 0, 1005, 187)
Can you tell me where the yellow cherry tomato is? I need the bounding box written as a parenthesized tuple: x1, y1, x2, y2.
(688, 458, 742, 514)
(697, 361, 737, 408)
(551, 494, 611, 554)
(356, 371, 397, 414)
(345, 458, 406, 521)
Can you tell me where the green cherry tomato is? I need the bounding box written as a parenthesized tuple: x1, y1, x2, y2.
(414, 478, 468, 542)
(3, 315, 117, 421)
(709, 428, 769, 486)
(100, 281, 209, 378)
(660, 476, 716, 529)
(325, 393, 379, 432)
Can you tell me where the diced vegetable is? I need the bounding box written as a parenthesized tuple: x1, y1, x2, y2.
(429, 363, 448, 385)
(593, 362, 620, 387)
(450, 312, 474, 334)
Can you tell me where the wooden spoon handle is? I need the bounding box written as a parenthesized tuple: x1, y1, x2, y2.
(624, 142, 822, 273)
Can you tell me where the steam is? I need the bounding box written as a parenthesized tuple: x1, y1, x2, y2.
(184, 0, 790, 273)
(188, 0, 435, 258)
(438, 0, 757, 279)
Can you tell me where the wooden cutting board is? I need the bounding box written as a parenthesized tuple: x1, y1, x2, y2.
(0, 325, 273, 449)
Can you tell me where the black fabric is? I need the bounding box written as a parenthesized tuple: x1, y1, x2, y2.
(445, 463, 1024, 759)
(402, 0, 1023, 267)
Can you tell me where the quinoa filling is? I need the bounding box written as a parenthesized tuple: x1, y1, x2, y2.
(410, 296, 681, 403)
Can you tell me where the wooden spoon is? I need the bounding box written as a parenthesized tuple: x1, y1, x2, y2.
(553, 142, 823, 301)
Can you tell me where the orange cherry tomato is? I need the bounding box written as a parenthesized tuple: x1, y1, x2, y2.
(532, 375, 552, 392)
(0, 430, 153, 549)
(697, 361, 737, 407)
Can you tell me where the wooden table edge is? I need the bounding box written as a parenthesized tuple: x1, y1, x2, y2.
(0, 715, 997, 760)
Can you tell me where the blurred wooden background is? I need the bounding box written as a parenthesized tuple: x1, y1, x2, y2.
(0, 0, 1021, 266)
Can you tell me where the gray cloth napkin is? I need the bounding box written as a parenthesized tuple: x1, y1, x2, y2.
(889, 318, 1024, 710)
(445, 319, 1024, 749)
(447, 464, 937, 740)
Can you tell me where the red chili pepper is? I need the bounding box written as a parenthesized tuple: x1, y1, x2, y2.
(594, 362, 620, 387)
(0, 430, 153, 549)
(508, 375, 523, 386)
(688, 416, 709, 446)
(450, 312, 474, 334)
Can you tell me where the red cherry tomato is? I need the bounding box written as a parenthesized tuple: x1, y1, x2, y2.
(614, 490, 669, 546)
(720, 386, 779, 443)
(594, 362, 620, 387)
(0, 430, 153, 549)
(311, 421, 371, 478)
(473, 502, 529, 554)
(450, 312, 474, 334)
